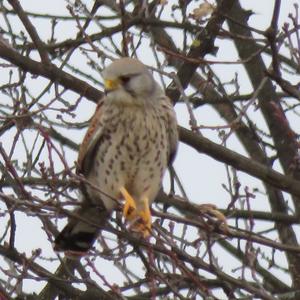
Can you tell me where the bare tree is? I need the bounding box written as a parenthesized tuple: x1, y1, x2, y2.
(0, 0, 300, 299)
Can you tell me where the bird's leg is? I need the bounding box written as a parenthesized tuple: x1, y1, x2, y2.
(131, 197, 151, 237)
(120, 187, 151, 237)
(120, 186, 136, 221)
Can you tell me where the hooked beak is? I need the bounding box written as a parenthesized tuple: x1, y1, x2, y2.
(104, 79, 120, 92)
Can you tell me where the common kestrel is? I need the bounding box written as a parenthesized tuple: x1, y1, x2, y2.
(54, 57, 178, 255)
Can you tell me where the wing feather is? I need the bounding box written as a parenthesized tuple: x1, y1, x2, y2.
(77, 100, 104, 174)
(162, 97, 178, 165)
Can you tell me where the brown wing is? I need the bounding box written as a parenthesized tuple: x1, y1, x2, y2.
(162, 97, 178, 165)
(77, 100, 104, 174)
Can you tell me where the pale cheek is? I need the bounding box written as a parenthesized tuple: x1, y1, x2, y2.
(130, 76, 153, 96)
(128, 81, 141, 94)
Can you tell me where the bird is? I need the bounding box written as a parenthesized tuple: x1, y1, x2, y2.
(54, 57, 178, 256)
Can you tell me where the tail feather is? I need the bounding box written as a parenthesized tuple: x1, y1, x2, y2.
(54, 206, 109, 255)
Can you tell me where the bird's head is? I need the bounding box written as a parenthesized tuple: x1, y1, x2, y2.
(102, 58, 161, 105)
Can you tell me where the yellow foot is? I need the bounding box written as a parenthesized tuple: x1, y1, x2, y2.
(130, 198, 152, 238)
(120, 187, 136, 221)
(120, 187, 152, 237)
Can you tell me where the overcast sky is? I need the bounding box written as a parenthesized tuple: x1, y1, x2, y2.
(0, 0, 298, 297)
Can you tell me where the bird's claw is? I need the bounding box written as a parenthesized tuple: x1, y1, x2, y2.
(120, 187, 151, 237)
(130, 198, 151, 237)
(120, 186, 137, 220)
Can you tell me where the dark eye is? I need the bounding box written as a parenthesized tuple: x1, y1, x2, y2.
(119, 76, 131, 84)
